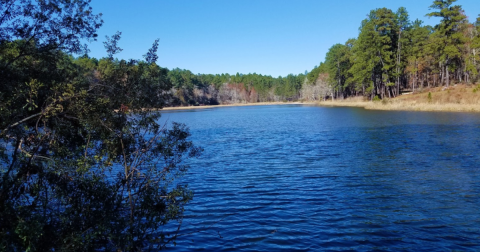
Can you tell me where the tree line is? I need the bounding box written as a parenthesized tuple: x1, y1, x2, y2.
(161, 0, 480, 105)
(315, 0, 480, 101)
(49, 0, 479, 107)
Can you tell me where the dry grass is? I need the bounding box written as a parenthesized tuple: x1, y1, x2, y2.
(317, 96, 368, 108)
(317, 84, 480, 112)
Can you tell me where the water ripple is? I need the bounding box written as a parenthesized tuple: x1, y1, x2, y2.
(160, 106, 480, 251)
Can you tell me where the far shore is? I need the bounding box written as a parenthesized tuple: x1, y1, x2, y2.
(161, 100, 480, 113)
(161, 84, 480, 113)
(161, 101, 314, 111)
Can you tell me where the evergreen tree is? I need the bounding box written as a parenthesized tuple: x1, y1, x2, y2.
(405, 20, 432, 91)
(427, 0, 467, 86)
(325, 42, 353, 99)
(0, 1, 201, 250)
(471, 15, 480, 80)
(351, 8, 398, 99)
(395, 7, 410, 96)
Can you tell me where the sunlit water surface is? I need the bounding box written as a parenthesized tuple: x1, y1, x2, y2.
(159, 105, 480, 251)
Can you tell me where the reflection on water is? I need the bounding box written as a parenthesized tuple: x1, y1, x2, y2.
(160, 105, 480, 251)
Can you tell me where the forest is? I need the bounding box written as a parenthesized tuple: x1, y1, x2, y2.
(0, 0, 479, 251)
(156, 0, 480, 105)
(15, 0, 477, 108)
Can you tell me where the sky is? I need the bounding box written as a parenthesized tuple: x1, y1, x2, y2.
(87, 0, 479, 77)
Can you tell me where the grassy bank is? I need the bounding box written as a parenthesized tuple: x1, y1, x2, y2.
(317, 84, 480, 112)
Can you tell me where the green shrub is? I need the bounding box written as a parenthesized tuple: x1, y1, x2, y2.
(473, 85, 480, 93)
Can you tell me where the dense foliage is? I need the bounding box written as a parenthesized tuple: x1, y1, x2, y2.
(165, 70, 306, 105)
(0, 1, 201, 251)
(305, 0, 480, 100)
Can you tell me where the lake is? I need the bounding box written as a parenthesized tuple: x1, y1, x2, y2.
(160, 105, 480, 251)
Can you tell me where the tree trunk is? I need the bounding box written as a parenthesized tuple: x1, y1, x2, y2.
(413, 71, 416, 93)
(440, 62, 444, 86)
(474, 48, 477, 66)
(446, 62, 449, 87)
(396, 31, 402, 98)
(459, 67, 462, 83)
(427, 72, 430, 88)
(421, 73, 425, 88)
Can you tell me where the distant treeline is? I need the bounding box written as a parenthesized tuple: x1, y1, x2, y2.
(44, 0, 479, 107)
(123, 0, 478, 106)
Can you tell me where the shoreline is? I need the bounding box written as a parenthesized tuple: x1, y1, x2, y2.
(161, 85, 480, 113)
(316, 84, 480, 112)
(160, 101, 314, 111)
(316, 100, 480, 112)
(160, 100, 480, 113)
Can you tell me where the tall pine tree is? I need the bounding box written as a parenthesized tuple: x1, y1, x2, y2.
(427, 0, 467, 86)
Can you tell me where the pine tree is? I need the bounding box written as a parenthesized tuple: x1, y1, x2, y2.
(405, 20, 431, 91)
(472, 15, 480, 81)
(395, 7, 410, 96)
(350, 8, 398, 99)
(427, 0, 467, 86)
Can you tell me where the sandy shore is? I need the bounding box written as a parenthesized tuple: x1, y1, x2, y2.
(161, 101, 314, 111)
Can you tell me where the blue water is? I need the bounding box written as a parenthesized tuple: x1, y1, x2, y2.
(160, 105, 480, 251)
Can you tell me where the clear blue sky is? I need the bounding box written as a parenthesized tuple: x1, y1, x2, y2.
(87, 0, 479, 77)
